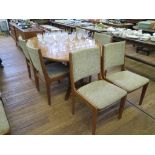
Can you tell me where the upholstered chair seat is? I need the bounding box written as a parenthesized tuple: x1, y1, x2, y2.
(77, 80, 127, 109)
(0, 101, 10, 135)
(46, 63, 69, 79)
(106, 71, 149, 92)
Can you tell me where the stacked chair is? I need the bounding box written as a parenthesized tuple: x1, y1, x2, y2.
(69, 47, 127, 134)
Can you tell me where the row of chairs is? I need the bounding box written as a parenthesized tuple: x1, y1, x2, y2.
(19, 33, 149, 134)
(18, 36, 70, 105)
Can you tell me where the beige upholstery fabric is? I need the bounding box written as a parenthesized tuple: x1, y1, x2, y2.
(71, 47, 100, 82)
(103, 41, 125, 70)
(0, 101, 10, 135)
(26, 40, 44, 77)
(107, 71, 149, 92)
(77, 80, 127, 109)
(18, 36, 31, 61)
(46, 63, 69, 78)
(94, 33, 112, 46)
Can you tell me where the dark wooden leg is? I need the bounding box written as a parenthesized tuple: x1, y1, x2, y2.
(118, 95, 127, 119)
(88, 76, 92, 83)
(139, 83, 149, 105)
(58, 80, 61, 84)
(46, 83, 51, 105)
(0, 58, 4, 68)
(26, 61, 31, 79)
(65, 76, 71, 100)
(33, 69, 39, 91)
(65, 86, 71, 100)
(92, 109, 98, 135)
(71, 94, 75, 115)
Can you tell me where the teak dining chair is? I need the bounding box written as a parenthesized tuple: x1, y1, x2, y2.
(102, 41, 149, 105)
(94, 32, 112, 48)
(26, 40, 69, 105)
(69, 47, 127, 134)
(18, 36, 32, 79)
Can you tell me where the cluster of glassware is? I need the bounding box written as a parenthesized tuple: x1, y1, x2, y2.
(37, 30, 95, 56)
(106, 27, 155, 41)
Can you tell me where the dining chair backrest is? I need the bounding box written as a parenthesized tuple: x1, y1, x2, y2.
(94, 33, 112, 46)
(70, 47, 100, 82)
(18, 36, 31, 61)
(103, 41, 126, 70)
(26, 39, 46, 78)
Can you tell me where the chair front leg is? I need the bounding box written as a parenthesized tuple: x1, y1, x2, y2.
(139, 83, 149, 105)
(118, 95, 127, 119)
(46, 82, 51, 105)
(92, 108, 98, 135)
(71, 94, 75, 115)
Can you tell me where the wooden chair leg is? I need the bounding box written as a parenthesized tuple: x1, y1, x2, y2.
(26, 61, 31, 79)
(118, 95, 127, 119)
(88, 76, 92, 83)
(46, 83, 51, 105)
(33, 69, 39, 91)
(92, 109, 98, 135)
(139, 83, 149, 105)
(71, 95, 75, 115)
(65, 86, 71, 100)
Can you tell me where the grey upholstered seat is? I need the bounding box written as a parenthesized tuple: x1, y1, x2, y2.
(77, 80, 127, 109)
(0, 101, 10, 135)
(46, 63, 69, 78)
(107, 71, 149, 92)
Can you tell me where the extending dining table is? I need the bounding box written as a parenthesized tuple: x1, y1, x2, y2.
(29, 36, 97, 62)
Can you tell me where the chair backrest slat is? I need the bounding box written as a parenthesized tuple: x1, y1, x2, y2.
(70, 47, 100, 82)
(103, 41, 125, 70)
(94, 33, 112, 46)
(18, 36, 31, 61)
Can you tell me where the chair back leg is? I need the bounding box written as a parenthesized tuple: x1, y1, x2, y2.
(92, 109, 98, 135)
(26, 60, 31, 79)
(139, 83, 149, 105)
(118, 95, 127, 119)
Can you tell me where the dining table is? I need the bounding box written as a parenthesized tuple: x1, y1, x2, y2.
(29, 33, 97, 63)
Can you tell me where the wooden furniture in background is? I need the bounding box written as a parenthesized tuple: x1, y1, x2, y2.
(9, 22, 43, 46)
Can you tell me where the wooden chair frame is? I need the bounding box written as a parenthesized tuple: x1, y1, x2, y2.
(101, 43, 149, 106)
(69, 52, 127, 135)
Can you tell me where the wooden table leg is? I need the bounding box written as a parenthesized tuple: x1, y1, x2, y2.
(0, 58, 4, 68)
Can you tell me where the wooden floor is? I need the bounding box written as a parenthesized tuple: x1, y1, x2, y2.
(0, 36, 155, 135)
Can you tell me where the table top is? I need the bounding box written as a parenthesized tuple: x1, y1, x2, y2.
(113, 35, 155, 47)
(10, 22, 43, 33)
(40, 25, 62, 32)
(133, 26, 155, 33)
(102, 22, 133, 28)
(29, 37, 97, 62)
